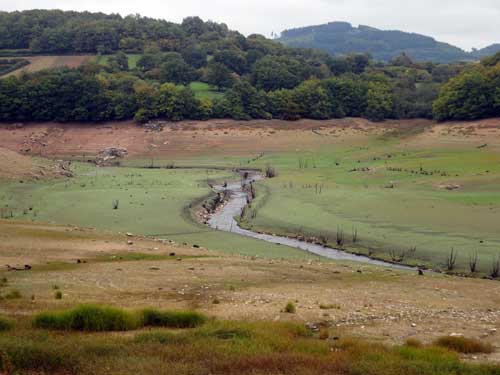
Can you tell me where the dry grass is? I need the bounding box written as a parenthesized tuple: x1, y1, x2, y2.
(434, 336, 494, 354)
(0, 318, 498, 375)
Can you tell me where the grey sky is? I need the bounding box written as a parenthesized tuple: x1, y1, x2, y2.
(3, 0, 499, 50)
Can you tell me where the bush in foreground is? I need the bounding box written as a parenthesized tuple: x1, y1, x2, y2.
(33, 305, 140, 332)
(434, 336, 494, 354)
(141, 309, 207, 328)
(33, 305, 207, 332)
(0, 316, 14, 331)
(284, 302, 296, 313)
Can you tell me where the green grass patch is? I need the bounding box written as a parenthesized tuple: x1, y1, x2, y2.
(141, 309, 207, 328)
(33, 305, 207, 332)
(94, 54, 142, 69)
(189, 81, 225, 100)
(239, 144, 500, 272)
(0, 316, 14, 331)
(33, 304, 140, 332)
(0, 163, 315, 260)
(284, 301, 296, 313)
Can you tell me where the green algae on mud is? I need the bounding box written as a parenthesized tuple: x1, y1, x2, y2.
(0, 163, 315, 260)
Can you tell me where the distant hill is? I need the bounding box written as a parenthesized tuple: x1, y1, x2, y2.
(278, 22, 500, 63)
(471, 44, 500, 59)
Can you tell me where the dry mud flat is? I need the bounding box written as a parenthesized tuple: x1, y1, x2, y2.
(0, 118, 498, 159)
(1, 220, 500, 362)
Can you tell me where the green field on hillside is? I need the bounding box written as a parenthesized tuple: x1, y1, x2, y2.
(94, 54, 142, 69)
(189, 81, 225, 100)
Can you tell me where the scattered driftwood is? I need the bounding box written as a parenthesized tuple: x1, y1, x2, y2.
(56, 160, 74, 177)
(95, 148, 128, 166)
(6, 264, 31, 271)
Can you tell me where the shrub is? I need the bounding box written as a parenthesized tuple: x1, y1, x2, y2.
(4, 290, 21, 299)
(54, 291, 62, 299)
(284, 302, 296, 314)
(0, 316, 14, 331)
(434, 336, 493, 354)
(141, 309, 207, 328)
(265, 165, 277, 178)
(33, 305, 140, 332)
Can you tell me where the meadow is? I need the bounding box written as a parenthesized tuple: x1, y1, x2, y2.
(0, 162, 314, 260)
(93, 53, 142, 69)
(189, 81, 225, 100)
(239, 138, 500, 273)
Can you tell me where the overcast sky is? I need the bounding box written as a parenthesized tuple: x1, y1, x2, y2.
(3, 0, 499, 50)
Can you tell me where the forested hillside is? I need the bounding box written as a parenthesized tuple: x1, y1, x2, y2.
(0, 10, 498, 123)
(279, 22, 500, 63)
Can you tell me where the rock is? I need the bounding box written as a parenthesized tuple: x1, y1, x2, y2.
(95, 148, 128, 166)
(149, 266, 160, 271)
(56, 160, 74, 177)
(126, 233, 134, 237)
(305, 322, 319, 332)
(143, 121, 166, 132)
(127, 240, 133, 245)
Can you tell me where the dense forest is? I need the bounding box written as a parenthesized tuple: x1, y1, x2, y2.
(0, 10, 498, 123)
(279, 22, 500, 63)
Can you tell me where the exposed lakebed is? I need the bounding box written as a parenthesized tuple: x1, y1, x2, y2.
(208, 171, 412, 270)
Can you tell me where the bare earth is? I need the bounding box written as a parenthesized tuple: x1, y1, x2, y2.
(0, 118, 498, 159)
(1, 118, 500, 363)
(2, 55, 93, 77)
(0, 219, 499, 362)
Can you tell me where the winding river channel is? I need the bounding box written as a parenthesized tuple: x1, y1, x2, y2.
(207, 171, 413, 271)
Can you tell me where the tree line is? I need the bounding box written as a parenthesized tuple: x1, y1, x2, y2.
(0, 10, 498, 123)
(0, 68, 394, 122)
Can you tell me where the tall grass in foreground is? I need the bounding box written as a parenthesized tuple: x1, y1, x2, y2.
(434, 336, 494, 354)
(33, 305, 207, 332)
(33, 305, 140, 331)
(0, 316, 13, 331)
(141, 309, 207, 328)
(0, 319, 498, 375)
